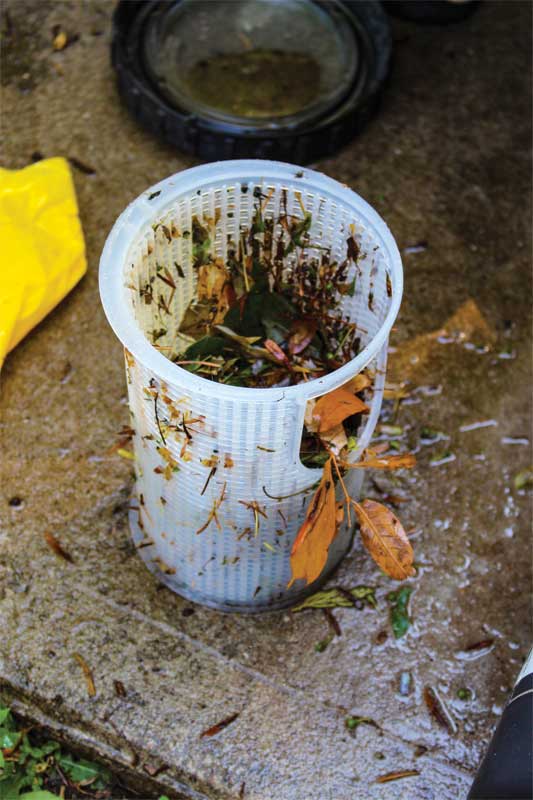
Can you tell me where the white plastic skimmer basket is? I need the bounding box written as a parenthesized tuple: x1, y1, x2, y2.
(99, 160, 402, 612)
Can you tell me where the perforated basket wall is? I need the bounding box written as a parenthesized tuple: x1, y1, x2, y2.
(100, 160, 402, 612)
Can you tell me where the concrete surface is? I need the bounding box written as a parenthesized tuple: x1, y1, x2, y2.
(1, 1, 532, 798)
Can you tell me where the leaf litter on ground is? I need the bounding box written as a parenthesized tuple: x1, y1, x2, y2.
(0, 704, 117, 799)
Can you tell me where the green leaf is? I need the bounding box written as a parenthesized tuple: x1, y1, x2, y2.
(0, 769, 33, 798)
(345, 716, 374, 730)
(19, 792, 60, 799)
(57, 755, 110, 788)
(224, 289, 296, 340)
(387, 586, 413, 639)
(192, 216, 211, 267)
(514, 468, 533, 490)
(223, 293, 265, 338)
(285, 212, 312, 254)
(0, 729, 21, 750)
(300, 451, 331, 468)
(19, 738, 59, 760)
(292, 585, 377, 612)
(314, 634, 333, 652)
(182, 336, 227, 360)
(0, 708, 11, 725)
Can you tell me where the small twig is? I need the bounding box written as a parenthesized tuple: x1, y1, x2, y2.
(196, 482, 227, 534)
(153, 390, 166, 445)
(323, 608, 342, 637)
(201, 467, 217, 496)
(44, 531, 74, 564)
(200, 712, 239, 738)
(174, 360, 222, 369)
(262, 484, 316, 501)
(376, 769, 420, 784)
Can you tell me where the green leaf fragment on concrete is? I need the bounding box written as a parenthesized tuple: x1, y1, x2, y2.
(315, 634, 334, 652)
(514, 468, 533, 490)
(292, 585, 377, 612)
(345, 716, 375, 730)
(387, 586, 413, 639)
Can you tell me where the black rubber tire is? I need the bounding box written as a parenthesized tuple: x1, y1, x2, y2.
(111, 0, 392, 164)
(383, 1, 479, 25)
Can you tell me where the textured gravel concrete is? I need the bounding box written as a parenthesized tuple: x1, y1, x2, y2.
(1, 2, 531, 798)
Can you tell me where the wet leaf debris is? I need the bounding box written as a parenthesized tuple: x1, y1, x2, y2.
(161, 196, 364, 390)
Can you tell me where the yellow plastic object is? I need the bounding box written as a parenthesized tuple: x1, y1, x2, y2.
(0, 157, 87, 365)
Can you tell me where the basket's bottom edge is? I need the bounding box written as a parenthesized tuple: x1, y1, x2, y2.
(129, 507, 354, 614)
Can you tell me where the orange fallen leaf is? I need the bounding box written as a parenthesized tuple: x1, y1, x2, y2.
(313, 387, 368, 433)
(388, 299, 495, 384)
(342, 453, 416, 470)
(346, 373, 372, 394)
(44, 531, 74, 564)
(288, 458, 344, 587)
(353, 499, 415, 580)
(73, 652, 96, 697)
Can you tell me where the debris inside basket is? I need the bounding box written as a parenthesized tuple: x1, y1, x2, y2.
(159, 192, 365, 390)
(142, 192, 376, 466)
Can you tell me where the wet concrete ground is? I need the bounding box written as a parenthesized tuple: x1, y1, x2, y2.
(1, 1, 531, 798)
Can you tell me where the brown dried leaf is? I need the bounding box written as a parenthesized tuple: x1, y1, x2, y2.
(215, 282, 236, 325)
(319, 423, 347, 457)
(313, 387, 368, 433)
(288, 458, 343, 587)
(44, 531, 74, 564)
(73, 653, 96, 697)
(353, 500, 415, 580)
(114, 680, 127, 698)
(346, 373, 372, 394)
(197, 261, 230, 302)
(388, 299, 495, 383)
(343, 453, 416, 471)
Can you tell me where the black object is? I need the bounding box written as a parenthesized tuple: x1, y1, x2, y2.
(468, 653, 533, 800)
(384, 1, 479, 25)
(111, 0, 391, 163)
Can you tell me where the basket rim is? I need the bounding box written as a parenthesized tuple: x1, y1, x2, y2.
(99, 159, 403, 402)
